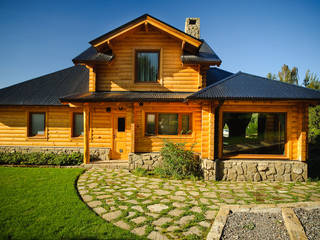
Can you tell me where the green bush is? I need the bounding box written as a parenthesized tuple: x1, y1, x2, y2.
(132, 167, 149, 177)
(0, 151, 83, 166)
(154, 140, 202, 179)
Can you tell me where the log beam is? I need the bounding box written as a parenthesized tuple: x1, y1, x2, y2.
(83, 104, 90, 164)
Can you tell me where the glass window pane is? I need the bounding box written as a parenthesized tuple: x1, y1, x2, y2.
(146, 114, 156, 135)
(223, 112, 286, 155)
(73, 113, 83, 137)
(181, 114, 191, 134)
(118, 118, 125, 132)
(136, 52, 159, 82)
(30, 113, 45, 136)
(158, 114, 178, 135)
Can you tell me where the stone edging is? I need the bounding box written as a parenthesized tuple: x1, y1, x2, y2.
(206, 201, 320, 240)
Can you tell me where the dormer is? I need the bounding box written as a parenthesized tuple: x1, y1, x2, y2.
(73, 14, 221, 92)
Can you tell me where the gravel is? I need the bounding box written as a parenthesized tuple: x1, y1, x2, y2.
(221, 211, 289, 240)
(294, 208, 320, 240)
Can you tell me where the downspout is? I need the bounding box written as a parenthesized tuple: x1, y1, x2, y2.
(214, 99, 224, 180)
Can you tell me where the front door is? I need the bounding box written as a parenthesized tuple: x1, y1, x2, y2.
(112, 114, 127, 159)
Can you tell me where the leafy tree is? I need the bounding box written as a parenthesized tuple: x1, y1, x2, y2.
(278, 64, 299, 85)
(304, 70, 320, 90)
(266, 72, 277, 80)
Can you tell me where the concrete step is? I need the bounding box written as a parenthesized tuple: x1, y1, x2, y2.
(83, 160, 129, 169)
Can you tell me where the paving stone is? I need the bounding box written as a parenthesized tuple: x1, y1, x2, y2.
(82, 195, 93, 201)
(147, 204, 169, 213)
(203, 192, 217, 198)
(148, 231, 169, 240)
(177, 215, 195, 225)
(142, 200, 152, 204)
(131, 225, 146, 236)
(126, 211, 136, 218)
(102, 210, 122, 221)
(114, 220, 130, 230)
(131, 216, 147, 224)
(137, 193, 152, 198)
(170, 195, 186, 201)
(153, 217, 172, 226)
(160, 199, 171, 203)
(146, 212, 160, 218)
(189, 191, 199, 197)
(127, 199, 139, 205)
(184, 226, 202, 236)
(168, 209, 184, 216)
(154, 189, 171, 195)
(105, 199, 115, 205)
(167, 225, 179, 232)
(119, 205, 128, 210)
(124, 191, 134, 196)
(132, 205, 144, 212)
(87, 200, 102, 208)
(190, 206, 202, 213)
(93, 207, 107, 215)
(172, 202, 187, 208)
(199, 220, 211, 228)
(87, 183, 98, 188)
(175, 191, 187, 196)
(199, 198, 210, 205)
(205, 210, 217, 220)
(96, 194, 112, 199)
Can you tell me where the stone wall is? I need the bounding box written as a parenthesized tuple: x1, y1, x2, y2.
(128, 152, 162, 170)
(201, 159, 216, 181)
(216, 160, 307, 182)
(0, 146, 110, 161)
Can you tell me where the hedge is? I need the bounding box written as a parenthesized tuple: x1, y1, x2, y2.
(0, 152, 83, 166)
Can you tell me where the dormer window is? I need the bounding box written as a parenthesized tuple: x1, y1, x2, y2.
(135, 50, 159, 83)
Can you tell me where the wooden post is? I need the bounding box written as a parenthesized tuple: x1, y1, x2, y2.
(83, 104, 90, 164)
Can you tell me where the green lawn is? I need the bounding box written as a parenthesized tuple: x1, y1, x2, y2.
(0, 167, 142, 240)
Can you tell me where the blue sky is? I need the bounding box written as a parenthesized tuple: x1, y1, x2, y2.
(0, 0, 319, 89)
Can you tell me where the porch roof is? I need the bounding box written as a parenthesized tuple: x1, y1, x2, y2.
(60, 91, 193, 103)
(189, 71, 320, 101)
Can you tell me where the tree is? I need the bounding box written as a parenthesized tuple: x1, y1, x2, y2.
(278, 64, 298, 85)
(304, 70, 320, 90)
(266, 72, 276, 80)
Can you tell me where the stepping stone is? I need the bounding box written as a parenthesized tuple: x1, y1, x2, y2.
(160, 199, 171, 203)
(167, 225, 179, 232)
(96, 195, 111, 199)
(184, 226, 202, 236)
(137, 193, 151, 198)
(131, 216, 147, 224)
(190, 206, 202, 213)
(203, 192, 217, 198)
(168, 209, 184, 216)
(82, 195, 93, 201)
(79, 190, 88, 195)
(124, 191, 134, 196)
(114, 220, 130, 230)
(87, 200, 102, 208)
(102, 210, 122, 221)
(170, 195, 186, 201)
(93, 207, 107, 215)
(177, 215, 195, 225)
(148, 204, 168, 213)
(172, 202, 187, 208)
(205, 210, 217, 220)
(87, 183, 98, 188)
(189, 191, 199, 197)
(127, 212, 136, 218)
(148, 231, 169, 240)
(142, 200, 152, 204)
(154, 189, 170, 195)
(199, 198, 210, 205)
(199, 221, 211, 228)
(153, 217, 172, 226)
(146, 212, 159, 218)
(127, 199, 139, 204)
(119, 205, 128, 210)
(175, 191, 187, 196)
(131, 225, 146, 236)
(132, 205, 144, 212)
(105, 199, 115, 205)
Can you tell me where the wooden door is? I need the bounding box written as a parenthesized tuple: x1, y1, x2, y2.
(112, 114, 128, 159)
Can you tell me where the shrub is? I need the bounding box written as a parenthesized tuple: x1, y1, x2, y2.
(0, 151, 83, 166)
(154, 140, 202, 179)
(132, 167, 148, 177)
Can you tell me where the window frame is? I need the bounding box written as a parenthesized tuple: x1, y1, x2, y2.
(145, 112, 192, 136)
(28, 112, 46, 138)
(219, 109, 289, 160)
(72, 112, 84, 138)
(135, 49, 160, 83)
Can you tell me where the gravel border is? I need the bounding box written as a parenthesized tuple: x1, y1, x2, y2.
(294, 208, 320, 240)
(221, 211, 289, 240)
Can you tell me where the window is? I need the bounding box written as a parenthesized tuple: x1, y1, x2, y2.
(73, 113, 83, 137)
(29, 113, 45, 137)
(135, 50, 159, 82)
(118, 117, 125, 132)
(145, 113, 192, 136)
(222, 112, 286, 156)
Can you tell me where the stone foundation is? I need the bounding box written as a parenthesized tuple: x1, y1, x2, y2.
(0, 146, 110, 161)
(128, 152, 162, 170)
(129, 152, 308, 182)
(216, 160, 307, 182)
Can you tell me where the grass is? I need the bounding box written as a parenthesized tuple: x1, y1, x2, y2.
(0, 167, 143, 240)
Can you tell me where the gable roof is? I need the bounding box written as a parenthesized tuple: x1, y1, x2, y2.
(190, 71, 320, 101)
(206, 67, 233, 86)
(0, 65, 88, 106)
(90, 14, 202, 48)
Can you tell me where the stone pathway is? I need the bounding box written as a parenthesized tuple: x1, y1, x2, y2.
(77, 168, 320, 240)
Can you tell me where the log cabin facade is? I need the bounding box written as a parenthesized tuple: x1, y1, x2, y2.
(1, 14, 320, 181)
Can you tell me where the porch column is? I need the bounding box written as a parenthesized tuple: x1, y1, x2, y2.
(83, 103, 90, 164)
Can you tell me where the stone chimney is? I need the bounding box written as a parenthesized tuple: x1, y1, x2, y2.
(185, 18, 200, 39)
